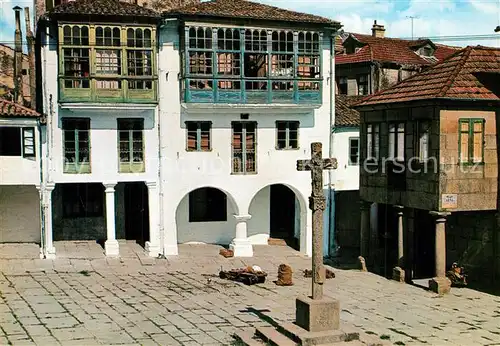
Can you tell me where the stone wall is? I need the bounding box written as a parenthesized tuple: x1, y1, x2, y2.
(359, 106, 440, 210)
(439, 109, 498, 211)
(335, 190, 361, 249)
(446, 211, 498, 284)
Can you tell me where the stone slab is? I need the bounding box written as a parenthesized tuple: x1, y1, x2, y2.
(429, 277, 451, 295)
(255, 326, 296, 346)
(296, 295, 340, 332)
(277, 322, 359, 346)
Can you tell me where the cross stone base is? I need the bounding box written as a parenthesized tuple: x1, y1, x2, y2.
(429, 277, 451, 295)
(392, 266, 405, 282)
(296, 295, 340, 332)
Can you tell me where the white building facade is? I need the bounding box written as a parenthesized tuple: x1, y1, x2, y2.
(34, 0, 341, 258)
(158, 3, 341, 257)
(0, 100, 43, 245)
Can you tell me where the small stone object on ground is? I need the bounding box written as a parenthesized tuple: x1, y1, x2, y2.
(275, 264, 293, 286)
(219, 266, 267, 285)
(446, 262, 467, 287)
(358, 256, 367, 272)
(219, 248, 234, 258)
(303, 268, 335, 279)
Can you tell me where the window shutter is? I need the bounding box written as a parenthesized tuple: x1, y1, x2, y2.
(22, 127, 35, 157)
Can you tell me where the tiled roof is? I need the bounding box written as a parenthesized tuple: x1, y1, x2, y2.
(355, 46, 500, 106)
(165, 0, 339, 26)
(335, 95, 362, 127)
(336, 33, 460, 66)
(47, 0, 159, 19)
(0, 98, 40, 118)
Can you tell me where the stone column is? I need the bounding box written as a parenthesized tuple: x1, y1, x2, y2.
(38, 183, 56, 259)
(359, 200, 371, 259)
(145, 182, 160, 257)
(104, 183, 119, 257)
(428, 211, 451, 294)
(229, 214, 253, 257)
(392, 205, 405, 282)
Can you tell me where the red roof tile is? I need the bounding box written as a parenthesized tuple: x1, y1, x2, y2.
(336, 33, 459, 66)
(165, 0, 339, 26)
(47, 0, 159, 19)
(0, 98, 40, 118)
(355, 46, 500, 106)
(335, 95, 363, 127)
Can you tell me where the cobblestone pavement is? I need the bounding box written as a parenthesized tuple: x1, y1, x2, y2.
(1, 242, 500, 346)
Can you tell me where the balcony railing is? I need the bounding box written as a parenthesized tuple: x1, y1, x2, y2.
(59, 77, 157, 104)
(183, 78, 322, 105)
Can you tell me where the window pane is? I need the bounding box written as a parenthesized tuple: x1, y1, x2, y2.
(473, 132, 482, 162)
(388, 130, 395, 159)
(460, 133, 469, 162)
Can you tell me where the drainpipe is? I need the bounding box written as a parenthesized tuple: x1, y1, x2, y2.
(37, 118, 46, 259)
(328, 32, 337, 257)
(157, 22, 165, 256)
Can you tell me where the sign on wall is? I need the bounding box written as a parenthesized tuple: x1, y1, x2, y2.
(441, 194, 458, 209)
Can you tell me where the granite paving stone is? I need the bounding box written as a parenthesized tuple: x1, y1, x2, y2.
(1, 242, 500, 346)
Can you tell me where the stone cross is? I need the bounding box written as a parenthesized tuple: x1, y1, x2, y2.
(297, 142, 337, 300)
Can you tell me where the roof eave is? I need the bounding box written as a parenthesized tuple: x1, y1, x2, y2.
(355, 97, 500, 112)
(162, 12, 341, 30)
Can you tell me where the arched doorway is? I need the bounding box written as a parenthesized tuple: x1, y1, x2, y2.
(176, 187, 239, 245)
(248, 184, 303, 250)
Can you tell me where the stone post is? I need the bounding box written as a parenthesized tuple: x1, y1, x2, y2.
(360, 200, 371, 259)
(428, 211, 451, 294)
(230, 215, 253, 257)
(38, 183, 56, 259)
(392, 205, 405, 282)
(104, 183, 119, 257)
(145, 182, 160, 257)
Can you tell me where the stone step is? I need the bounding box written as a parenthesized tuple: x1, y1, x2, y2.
(233, 329, 268, 346)
(256, 326, 297, 346)
(276, 322, 359, 346)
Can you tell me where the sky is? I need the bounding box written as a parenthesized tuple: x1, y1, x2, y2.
(0, 0, 499, 48)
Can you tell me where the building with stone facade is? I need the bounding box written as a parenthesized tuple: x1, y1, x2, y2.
(332, 22, 460, 259)
(0, 98, 43, 245)
(31, 0, 341, 258)
(354, 45, 500, 293)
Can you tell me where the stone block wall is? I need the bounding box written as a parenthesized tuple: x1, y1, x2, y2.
(446, 210, 498, 284)
(439, 109, 498, 211)
(335, 190, 361, 249)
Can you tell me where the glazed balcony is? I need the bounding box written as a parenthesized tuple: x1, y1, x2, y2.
(183, 78, 322, 105)
(58, 23, 158, 104)
(182, 26, 324, 106)
(59, 77, 157, 103)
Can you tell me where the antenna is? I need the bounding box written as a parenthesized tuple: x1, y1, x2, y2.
(406, 15, 419, 40)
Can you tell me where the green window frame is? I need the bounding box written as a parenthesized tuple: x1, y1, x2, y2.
(59, 24, 156, 97)
(276, 121, 299, 150)
(62, 118, 91, 174)
(458, 118, 485, 164)
(118, 118, 144, 173)
(186, 121, 212, 151)
(232, 122, 257, 174)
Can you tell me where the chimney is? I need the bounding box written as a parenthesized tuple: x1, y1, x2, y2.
(371, 20, 386, 38)
(13, 6, 24, 105)
(25, 6, 36, 110)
